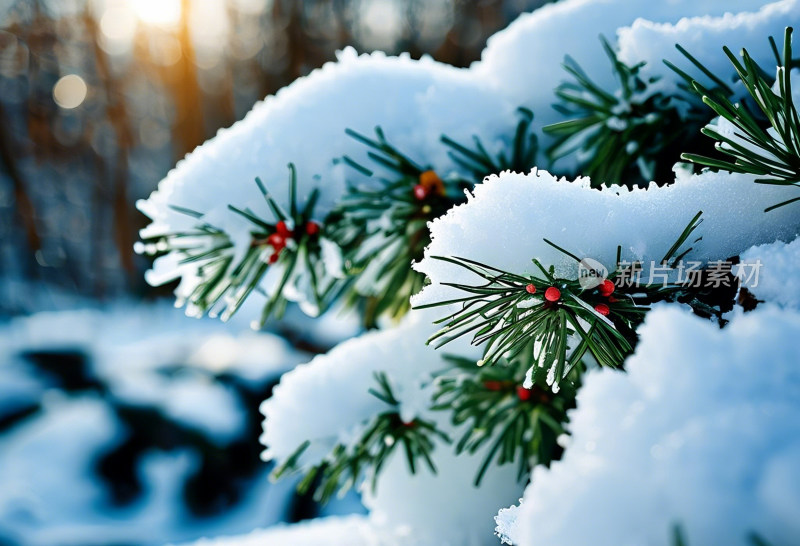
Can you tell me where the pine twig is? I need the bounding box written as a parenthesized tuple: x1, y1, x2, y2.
(271, 371, 450, 503)
(545, 36, 709, 187)
(138, 165, 331, 327)
(416, 213, 706, 388)
(434, 353, 577, 485)
(677, 27, 800, 211)
(327, 111, 538, 324)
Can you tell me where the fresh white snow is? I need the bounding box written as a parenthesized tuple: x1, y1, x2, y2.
(497, 304, 800, 546)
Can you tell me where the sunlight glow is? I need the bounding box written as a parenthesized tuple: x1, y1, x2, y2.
(130, 0, 182, 28)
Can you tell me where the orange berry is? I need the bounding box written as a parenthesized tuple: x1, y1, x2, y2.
(419, 170, 444, 196)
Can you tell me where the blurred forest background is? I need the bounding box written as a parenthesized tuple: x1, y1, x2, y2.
(0, 0, 549, 317)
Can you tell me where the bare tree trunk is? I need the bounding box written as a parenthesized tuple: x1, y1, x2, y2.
(84, 8, 136, 284)
(0, 101, 41, 261)
(173, 0, 206, 157)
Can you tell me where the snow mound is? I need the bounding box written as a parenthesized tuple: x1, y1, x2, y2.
(738, 236, 800, 309)
(0, 303, 304, 442)
(363, 438, 523, 546)
(476, 0, 777, 123)
(500, 304, 800, 545)
(181, 515, 378, 546)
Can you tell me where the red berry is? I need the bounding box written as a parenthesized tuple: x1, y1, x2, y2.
(544, 286, 561, 302)
(525, 284, 537, 294)
(413, 184, 429, 201)
(608, 296, 619, 303)
(594, 303, 610, 316)
(268, 252, 280, 264)
(267, 233, 285, 249)
(402, 419, 417, 428)
(276, 221, 292, 237)
(305, 221, 320, 236)
(598, 279, 615, 296)
(516, 386, 532, 401)
(483, 380, 504, 391)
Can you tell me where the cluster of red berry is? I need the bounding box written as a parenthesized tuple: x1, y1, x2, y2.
(594, 279, 616, 316)
(262, 220, 321, 263)
(525, 278, 617, 317)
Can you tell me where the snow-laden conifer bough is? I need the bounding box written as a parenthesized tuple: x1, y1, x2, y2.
(136, 0, 800, 544)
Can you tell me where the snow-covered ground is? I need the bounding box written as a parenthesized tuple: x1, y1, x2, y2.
(0, 302, 363, 546)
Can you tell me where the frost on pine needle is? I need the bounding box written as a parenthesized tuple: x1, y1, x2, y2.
(138, 165, 337, 328)
(544, 36, 709, 188)
(503, 305, 800, 545)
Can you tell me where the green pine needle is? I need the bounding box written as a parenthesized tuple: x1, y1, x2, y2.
(139, 165, 332, 327)
(327, 110, 538, 326)
(434, 353, 578, 486)
(677, 27, 800, 210)
(441, 107, 538, 179)
(271, 371, 450, 504)
(544, 35, 710, 188)
(416, 214, 708, 387)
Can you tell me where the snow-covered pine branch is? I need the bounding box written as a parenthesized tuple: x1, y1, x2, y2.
(136, 49, 519, 323)
(259, 311, 524, 544)
(135, 0, 800, 327)
(617, 0, 799, 100)
(475, 0, 790, 127)
(413, 168, 799, 308)
(135, 1, 800, 544)
(737, 237, 800, 308)
(412, 167, 799, 388)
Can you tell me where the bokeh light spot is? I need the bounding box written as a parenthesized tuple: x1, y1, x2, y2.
(53, 74, 88, 109)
